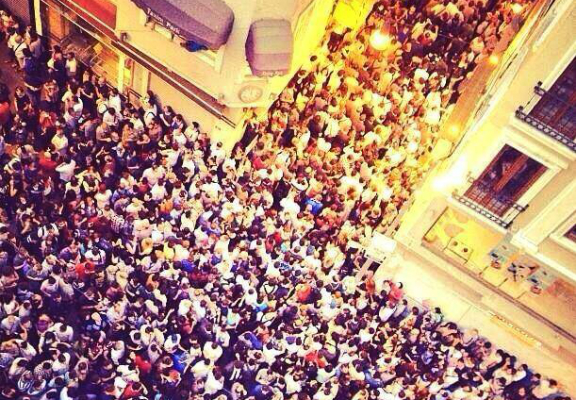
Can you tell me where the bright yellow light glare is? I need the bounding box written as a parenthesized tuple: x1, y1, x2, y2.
(370, 30, 391, 51)
(511, 3, 523, 14)
(432, 157, 468, 192)
(489, 54, 499, 65)
(333, 2, 360, 29)
(449, 125, 459, 135)
(432, 175, 449, 192)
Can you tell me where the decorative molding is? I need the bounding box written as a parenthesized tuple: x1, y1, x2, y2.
(521, 180, 576, 246)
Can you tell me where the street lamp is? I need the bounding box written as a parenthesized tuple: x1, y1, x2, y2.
(370, 30, 391, 51)
(511, 3, 523, 14)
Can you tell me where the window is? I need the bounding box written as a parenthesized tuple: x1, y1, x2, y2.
(465, 145, 547, 216)
(529, 57, 576, 139)
(144, 16, 174, 40)
(564, 224, 576, 243)
(142, 13, 223, 71)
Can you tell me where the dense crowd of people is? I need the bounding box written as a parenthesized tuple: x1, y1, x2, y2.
(0, 0, 571, 400)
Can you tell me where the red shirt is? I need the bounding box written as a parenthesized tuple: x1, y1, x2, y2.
(75, 262, 95, 280)
(304, 350, 327, 368)
(366, 277, 376, 296)
(296, 284, 312, 302)
(252, 156, 266, 170)
(38, 154, 58, 174)
(0, 101, 11, 126)
(134, 355, 152, 374)
(121, 383, 143, 399)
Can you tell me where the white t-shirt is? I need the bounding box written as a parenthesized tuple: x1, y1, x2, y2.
(56, 160, 76, 182)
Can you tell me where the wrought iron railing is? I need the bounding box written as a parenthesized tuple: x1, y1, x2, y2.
(453, 180, 528, 229)
(515, 82, 576, 152)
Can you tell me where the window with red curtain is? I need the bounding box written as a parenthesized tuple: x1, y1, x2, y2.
(465, 145, 547, 216)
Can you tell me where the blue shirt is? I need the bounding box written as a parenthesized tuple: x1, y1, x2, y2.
(305, 198, 323, 215)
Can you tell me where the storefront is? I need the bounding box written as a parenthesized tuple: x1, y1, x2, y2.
(38, 0, 157, 99)
(34, 0, 340, 148)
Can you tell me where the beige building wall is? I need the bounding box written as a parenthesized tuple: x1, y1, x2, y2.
(374, 247, 576, 396)
(394, 0, 576, 392)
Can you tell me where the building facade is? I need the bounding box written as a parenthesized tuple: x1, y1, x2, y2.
(30, 0, 371, 149)
(394, 0, 576, 393)
(1, 0, 32, 25)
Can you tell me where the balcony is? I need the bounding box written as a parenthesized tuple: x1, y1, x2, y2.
(453, 179, 528, 229)
(516, 83, 576, 152)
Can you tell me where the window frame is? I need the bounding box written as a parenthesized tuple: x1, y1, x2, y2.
(550, 214, 576, 254)
(461, 128, 562, 227)
(464, 144, 548, 217)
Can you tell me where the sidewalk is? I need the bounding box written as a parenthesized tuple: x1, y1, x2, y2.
(375, 243, 576, 397)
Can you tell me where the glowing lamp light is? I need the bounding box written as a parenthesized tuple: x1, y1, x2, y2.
(489, 54, 499, 65)
(449, 125, 459, 136)
(407, 141, 419, 153)
(370, 30, 391, 51)
(432, 175, 449, 192)
(511, 3, 523, 14)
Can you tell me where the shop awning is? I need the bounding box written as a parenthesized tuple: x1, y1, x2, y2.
(131, 0, 234, 49)
(246, 19, 293, 77)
